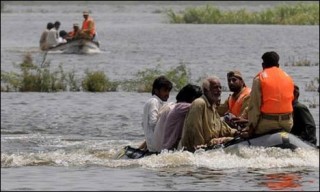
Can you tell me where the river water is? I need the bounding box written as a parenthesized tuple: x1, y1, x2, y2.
(1, 1, 319, 191)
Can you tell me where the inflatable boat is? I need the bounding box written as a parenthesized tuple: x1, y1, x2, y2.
(47, 39, 100, 54)
(114, 131, 317, 159)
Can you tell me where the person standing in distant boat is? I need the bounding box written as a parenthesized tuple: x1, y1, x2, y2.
(139, 76, 173, 152)
(239, 51, 295, 139)
(217, 70, 251, 129)
(290, 84, 317, 145)
(39, 22, 54, 51)
(80, 11, 96, 40)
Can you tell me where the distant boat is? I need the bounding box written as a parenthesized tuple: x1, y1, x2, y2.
(47, 38, 100, 54)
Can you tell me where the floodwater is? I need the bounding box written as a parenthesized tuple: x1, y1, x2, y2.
(1, 1, 319, 191)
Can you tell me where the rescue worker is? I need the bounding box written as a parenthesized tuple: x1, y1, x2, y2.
(67, 23, 81, 41)
(240, 51, 295, 138)
(217, 70, 251, 129)
(80, 11, 96, 40)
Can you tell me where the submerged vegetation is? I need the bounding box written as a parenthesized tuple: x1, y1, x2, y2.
(1, 53, 191, 92)
(1, 53, 319, 93)
(166, 3, 319, 25)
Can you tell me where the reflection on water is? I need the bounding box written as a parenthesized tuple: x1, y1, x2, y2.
(261, 173, 302, 190)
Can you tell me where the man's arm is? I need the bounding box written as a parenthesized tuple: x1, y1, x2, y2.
(247, 77, 261, 134)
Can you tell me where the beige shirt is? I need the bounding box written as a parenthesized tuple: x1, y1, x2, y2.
(179, 95, 236, 151)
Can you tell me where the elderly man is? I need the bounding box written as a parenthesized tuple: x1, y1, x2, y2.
(241, 51, 294, 138)
(179, 76, 239, 152)
(217, 70, 251, 128)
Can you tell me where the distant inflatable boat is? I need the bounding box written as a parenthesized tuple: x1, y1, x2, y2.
(114, 131, 317, 159)
(46, 39, 100, 54)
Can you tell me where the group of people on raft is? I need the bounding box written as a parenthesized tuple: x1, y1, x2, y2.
(138, 51, 318, 153)
(39, 11, 97, 51)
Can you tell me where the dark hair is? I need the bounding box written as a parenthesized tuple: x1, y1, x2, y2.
(262, 51, 280, 68)
(294, 84, 300, 99)
(47, 22, 54, 30)
(176, 84, 202, 103)
(59, 30, 67, 38)
(151, 76, 173, 95)
(54, 21, 61, 27)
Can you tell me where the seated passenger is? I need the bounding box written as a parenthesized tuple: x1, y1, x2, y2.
(217, 70, 251, 129)
(46, 21, 61, 48)
(291, 84, 317, 145)
(39, 22, 54, 51)
(179, 76, 239, 152)
(67, 23, 81, 41)
(160, 84, 203, 151)
(139, 76, 173, 152)
(58, 30, 68, 43)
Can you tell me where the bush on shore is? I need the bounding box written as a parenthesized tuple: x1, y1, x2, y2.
(166, 3, 319, 25)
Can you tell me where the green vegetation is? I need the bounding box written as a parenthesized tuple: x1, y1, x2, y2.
(1, 53, 191, 93)
(1, 53, 69, 92)
(2, 53, 319, 93)
(82, 70, 118, 92)
(120, 62, 191, 92)
(305, 77, 319, 92)
(167, 3, 319, 25)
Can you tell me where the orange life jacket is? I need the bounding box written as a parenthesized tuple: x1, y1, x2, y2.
(228, 86, 251, 117)
(68, 30, 79, 38)
(82, 17, 96, 37)
(258, 67, 294, 114)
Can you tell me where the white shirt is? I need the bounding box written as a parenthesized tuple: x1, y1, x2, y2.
(142, 95, 165, 152)
(153, 102, 175, 152)
(46, 28, 59, 48)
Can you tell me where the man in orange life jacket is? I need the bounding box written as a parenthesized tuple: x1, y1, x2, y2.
(81, 11, 96, 40)
(217, 70, 251, 129)
(240, 51, 294, 138)
(66, 23, 81, 41)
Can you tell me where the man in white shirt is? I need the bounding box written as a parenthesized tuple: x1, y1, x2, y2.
(139, 76, 173, 152)
(46, 21, 61, 48)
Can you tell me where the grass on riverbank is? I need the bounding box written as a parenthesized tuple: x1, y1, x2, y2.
(167, 2, 319, 25)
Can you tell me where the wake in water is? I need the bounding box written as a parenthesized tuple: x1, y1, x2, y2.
(1, 144, 319, 169)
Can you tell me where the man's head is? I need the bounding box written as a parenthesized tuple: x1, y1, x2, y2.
(59, 30, 67, 39)
(202, 76, 222, 105)
(293, 84, 300, 102)
(152, 75, 173, 101)
(73, 23, 79, 30)
(47, 22, 54, 30)
(54, 21, 61, 30)
(227, 70, 246, 93)
(83, 11, 89, 19)
(261, 51, 280, 69)
(176, 84, 202, 103)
